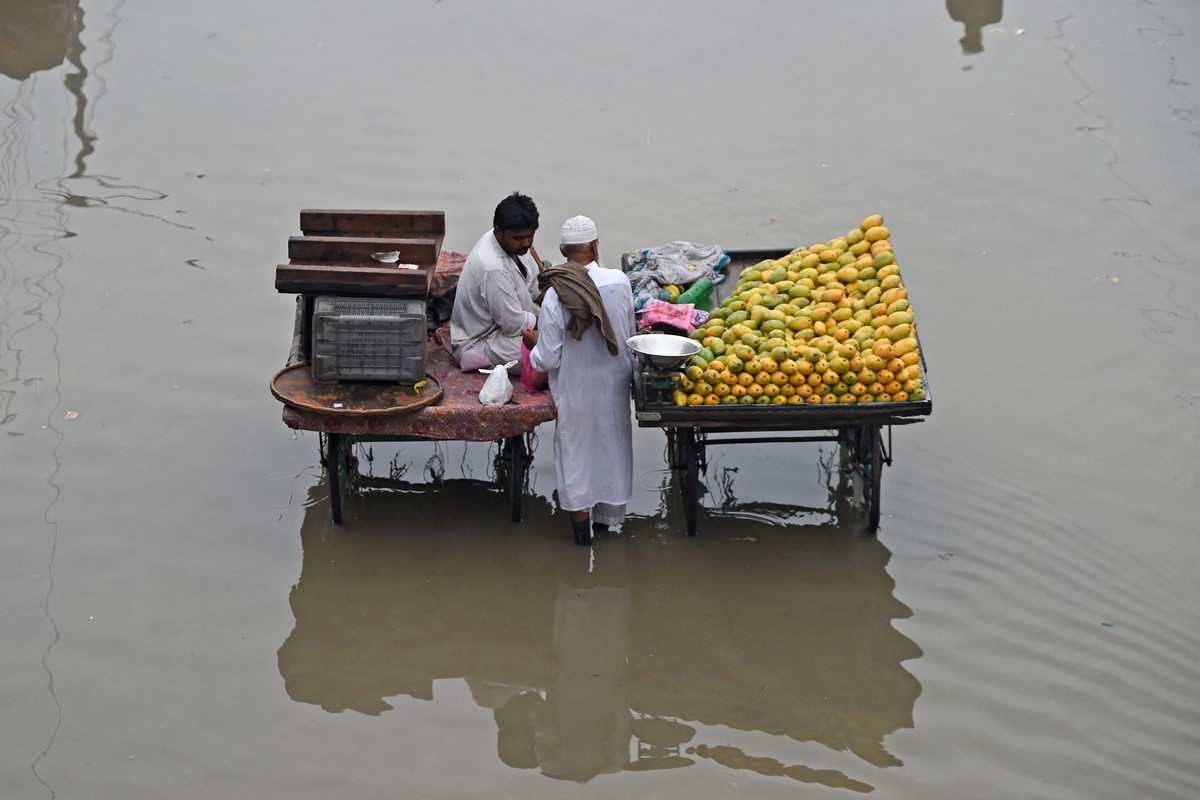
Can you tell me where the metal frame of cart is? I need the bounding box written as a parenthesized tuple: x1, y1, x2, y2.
(317, 429, 533, 525)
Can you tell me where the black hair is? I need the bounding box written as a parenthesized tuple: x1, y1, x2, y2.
(493, 192, 539, 232)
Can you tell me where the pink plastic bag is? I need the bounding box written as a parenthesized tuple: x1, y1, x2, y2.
(520, 343, 549, 392)
(637, 299, 695, 333)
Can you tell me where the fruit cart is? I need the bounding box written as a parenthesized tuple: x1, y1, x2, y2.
(629, 247, 932, 536)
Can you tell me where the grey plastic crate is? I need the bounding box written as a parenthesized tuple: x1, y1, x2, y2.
(311, 296, 427, 384)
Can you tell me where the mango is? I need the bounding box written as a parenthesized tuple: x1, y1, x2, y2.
(876, 264, 900, 280)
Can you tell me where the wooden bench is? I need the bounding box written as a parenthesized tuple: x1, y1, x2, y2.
(275, 209, 445, 297)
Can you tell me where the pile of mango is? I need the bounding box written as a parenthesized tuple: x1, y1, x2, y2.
(673, 215, 925, 407)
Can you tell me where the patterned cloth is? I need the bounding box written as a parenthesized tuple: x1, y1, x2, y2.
(430, 250, 466, 298)
(280, 252, 557, 440)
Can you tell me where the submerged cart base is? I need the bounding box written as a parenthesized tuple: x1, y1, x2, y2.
(319, 429, 533, 525)
(277, 343, 557, 525)
(663, 421, 897, 536)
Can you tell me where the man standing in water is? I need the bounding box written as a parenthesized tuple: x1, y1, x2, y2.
(450, 192, 543, 374)
(523, 216, 636, 546)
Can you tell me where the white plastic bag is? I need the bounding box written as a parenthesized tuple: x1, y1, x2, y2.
(478, 361, 517, 406)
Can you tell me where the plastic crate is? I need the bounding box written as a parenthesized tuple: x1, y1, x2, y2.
(311, 296, 426, 384)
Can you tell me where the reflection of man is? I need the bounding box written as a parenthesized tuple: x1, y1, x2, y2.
(450, 192, 543, 374)
(946, 0, 1003, 55)
(535, 579, 632, 782)
(522, 216, 635, 546)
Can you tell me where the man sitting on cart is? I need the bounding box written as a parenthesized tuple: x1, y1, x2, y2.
(522, 215, 636, 546)
(450, 192, 544, 375)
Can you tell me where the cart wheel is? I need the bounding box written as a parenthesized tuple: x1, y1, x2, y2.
(323, 433, 346, 524)
(861, 426, 883, 534)
(677, 428, 702, 536)
(505, 434, 527, 522)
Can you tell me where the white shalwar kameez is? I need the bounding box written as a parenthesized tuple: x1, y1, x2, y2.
(450, 229, 541, 368)
(530, 262, 636, 526)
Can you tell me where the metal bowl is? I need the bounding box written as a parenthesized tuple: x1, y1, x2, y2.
(626, 333, 702, 370)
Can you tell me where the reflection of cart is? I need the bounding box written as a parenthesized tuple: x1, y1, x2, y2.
(277, 486, 922, 783)
(632, 249, 932, 535)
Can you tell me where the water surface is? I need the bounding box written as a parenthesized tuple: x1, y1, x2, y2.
(2, 1, 1199, 797)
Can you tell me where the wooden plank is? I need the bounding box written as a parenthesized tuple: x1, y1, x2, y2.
(275, 263, 433, 297)
(287, 235, 441, 266)
(300, 209, 446, 238)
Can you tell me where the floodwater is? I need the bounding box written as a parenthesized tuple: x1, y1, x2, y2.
(2, 0, 1198, 797)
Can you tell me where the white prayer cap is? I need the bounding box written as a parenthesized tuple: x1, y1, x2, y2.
(560, 215, 598, 245)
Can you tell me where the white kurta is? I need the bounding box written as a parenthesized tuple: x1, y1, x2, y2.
(529, 262, 636, 516)
(450, 229, 540, 366)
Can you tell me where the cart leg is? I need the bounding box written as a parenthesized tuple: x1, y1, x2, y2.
(676, 428, 703, 536)
(861, 425, 883, 534)
(505, 434, 527, 523)
(323, 432, 348, 524)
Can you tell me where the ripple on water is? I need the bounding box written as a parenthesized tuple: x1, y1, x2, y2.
(884, 441, 1200, 798)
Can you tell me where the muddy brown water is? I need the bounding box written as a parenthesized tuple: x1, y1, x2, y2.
(3, 1, 1199, 797)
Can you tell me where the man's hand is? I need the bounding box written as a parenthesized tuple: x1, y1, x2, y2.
(521, 328, 539, 348)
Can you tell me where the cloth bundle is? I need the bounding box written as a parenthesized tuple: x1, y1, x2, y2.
(625, 241, 729, 310)
(636, 298, 709, 334)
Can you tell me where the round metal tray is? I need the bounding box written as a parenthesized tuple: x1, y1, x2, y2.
(270, 363, 442, 415)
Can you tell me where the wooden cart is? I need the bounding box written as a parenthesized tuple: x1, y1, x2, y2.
(630, 248, 932, 535)
(271, 210, 557, 524)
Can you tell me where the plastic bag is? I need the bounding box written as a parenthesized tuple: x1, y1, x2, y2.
(479, 361, 517, 406)
(520, 343, 549, 393)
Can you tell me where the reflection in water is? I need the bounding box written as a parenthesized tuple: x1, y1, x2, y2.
(61, 3, 94, 178)
(1, 0, 159, 230)
(278, 477, 922, 787)
(946, 0, 1003, 55)
(0, 0, 79, 81)
(1, 2, 127, 433)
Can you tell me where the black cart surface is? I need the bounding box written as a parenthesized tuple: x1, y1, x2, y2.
(630, 248, 932, 535)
